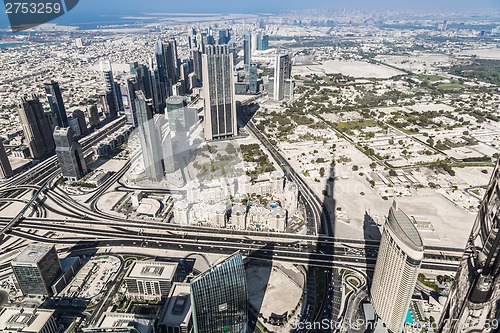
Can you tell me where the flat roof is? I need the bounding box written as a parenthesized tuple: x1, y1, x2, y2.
(12, 244, 55, 265)
(126, 261, 177, 281)
(95, 313, 155, 333)
(0, 307, 55, 332)
(160, 283, 192, 327)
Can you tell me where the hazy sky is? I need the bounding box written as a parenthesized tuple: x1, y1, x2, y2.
(0, 0, 498, 28)
(71, 0, 499, 14)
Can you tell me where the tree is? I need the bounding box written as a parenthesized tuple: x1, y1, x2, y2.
(352, 165, 359, 171)
(389, 169, 397, 176)
(319, 167, 325, 177)
(369, 162, 377, 170)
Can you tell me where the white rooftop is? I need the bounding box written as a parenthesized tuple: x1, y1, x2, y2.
(160, 283, 192, 327)
(126, 261, 177, 281)
(0, 307, 55, 333)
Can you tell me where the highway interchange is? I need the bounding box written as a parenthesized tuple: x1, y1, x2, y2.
(0, 113, 465, 333)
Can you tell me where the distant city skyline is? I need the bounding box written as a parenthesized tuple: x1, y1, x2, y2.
(0, 0, 498, 28)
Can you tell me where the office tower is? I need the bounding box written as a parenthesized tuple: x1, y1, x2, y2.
(18, 95, 56, 159)
(135, 91, 164, 182)
(438, 160, 500, 333)
(157, 39, 179, 96)
(87, 105, 100, 127)
(243, 29, 252, 70)
(274, 53, 292, 101)
(190, 48, 203, 88)
(122, 78, 137, 126)
(44, 81, 69, 128)
(202, 45, 238, 141)
(72, 109, 87, 135)
(131, 62, 154, 101)
(218, 28, 231, 45)
(155, 41, 170, 111)
(53, 127, 87, 181)
(124, 261, 177, 301)
(249, 65, 259, 94)
(99, 92, 116, 119)
(188, 27, 197, 49)
(68, 117, 82, 137)
(0, 141, 12, 179)
(11, 244, 62, 296)
(190, 252, 248, 333)
(166, 96, 187, 133)
(371, 201, 424, 333)
(179, 62, 189, 95)
(100, 60, 120, 116)
(251, 31, 263, 51)
(261, 35, 269, 51)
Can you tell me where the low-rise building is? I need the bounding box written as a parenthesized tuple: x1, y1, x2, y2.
(0, 307, 58, 333)
(159, 283, 193, 333)
(124, 262, 178, 300)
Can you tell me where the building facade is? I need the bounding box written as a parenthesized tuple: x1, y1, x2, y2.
(53, 127, 87, 181)
(371, 201, 424, 333)
(124, 261, 178, 301)
(437, 160, 500, 333)
(0, 141, 13, 178)
(18, 95, 56, 159)
(202, 45, 237, 141)
(100, 60, 120, 118)
(135, 91, 164, 182)
(159, 282, 193, 333)
(190, 251, 248, 333)
(44, 81, 69, 128)
(273, 53, 292, 101)
(11, 244, 62, 296)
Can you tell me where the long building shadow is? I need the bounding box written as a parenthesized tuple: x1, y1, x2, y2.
(363, 210, 382, 283)
(245, 243, 274, 333)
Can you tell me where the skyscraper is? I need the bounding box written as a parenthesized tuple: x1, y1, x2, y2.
(273, 53, 292, 101)
(100, 60, 120, 117)
(135, 91, 164, 182)
(72, 109, 87, 135)
(87, 105, 100, 127)
(44, 81, 69, 128)
(243, 29, 252, 70)
(261, 35, 269, 51)
(371, 201, 424, 333)
(438, 160, 499, 333)
(0, 141, 13, 179)
(190, 252, 248, 333)
(202, 45, 237, 141)
(18, 95, 56, 159)
(11, 244, 62, 296)
(53, 127, 87, 181)
(166, 96, 187, 133)
(190, 48, 203, 88)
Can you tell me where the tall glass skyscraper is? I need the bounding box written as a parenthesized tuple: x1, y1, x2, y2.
(190, 252, 248, 333)
(18, 95, 56, 159)
(53, 127, 87, 181)
(438, 160, 499, 333)
(202, 45, 237, 141)
(44, 81, 69, 128)
(135, 91, 164, 182)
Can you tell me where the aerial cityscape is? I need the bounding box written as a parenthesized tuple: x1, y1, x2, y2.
(0, 1, 498, 333)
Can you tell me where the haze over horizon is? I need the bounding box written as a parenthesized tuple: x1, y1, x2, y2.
(0, 0, 499, 28)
